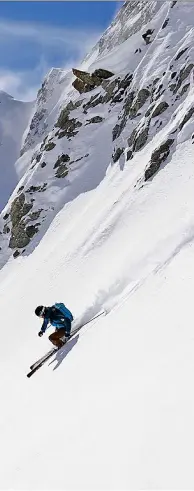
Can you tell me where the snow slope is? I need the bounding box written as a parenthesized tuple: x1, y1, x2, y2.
(0, 91, 33, 211)
(0, 128, 194, 489)
(0, 0, 194, 488)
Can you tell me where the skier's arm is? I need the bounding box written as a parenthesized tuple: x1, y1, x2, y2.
(40, 316, 49, 334)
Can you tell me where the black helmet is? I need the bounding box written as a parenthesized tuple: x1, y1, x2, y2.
(35, 305, 45, 317)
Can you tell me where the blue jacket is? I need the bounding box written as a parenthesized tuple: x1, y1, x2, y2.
(40, 304, 73, 334)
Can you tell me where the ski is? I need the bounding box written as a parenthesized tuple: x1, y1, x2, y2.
(30, 347, 57, 371)
(27, 347, 58, 378)
(27, 309, 106, 378)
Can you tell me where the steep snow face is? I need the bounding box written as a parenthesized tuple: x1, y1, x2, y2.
(89, 0, 161, 56)
(19, 1, 162, 156)
(1, 83, 194, 491)
(1, 0, 194, 268)
(20, 68, 73, 155)
(0, 91, 33, 212)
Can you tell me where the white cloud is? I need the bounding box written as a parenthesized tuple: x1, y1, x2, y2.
(0, 70, 39, 101)
(0, 18, 102, 101)
(0, 17, 101, 58)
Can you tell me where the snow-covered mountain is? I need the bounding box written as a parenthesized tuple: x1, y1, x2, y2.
(0, 91, 33, 211)
(1, 1, 194, 488)
(1, 0, 194, 264)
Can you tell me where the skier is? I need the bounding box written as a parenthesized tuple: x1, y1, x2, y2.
(35, 303, 73, 349)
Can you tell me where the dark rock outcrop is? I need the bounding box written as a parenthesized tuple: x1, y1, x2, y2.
(85, 116, 104, 125)
(10, 193, 33, 228)
(175, 47, 188, 60)
(54, 154, 70, 169)
(151, 101, 169, 118)
(142, 29, 154, 44)
(179, 107, 194, 131)
(133, 127, 149, 151)
(8, 193, 41, 249)
(55, 165, 68, 178)
(45, 141, 56, 151)
(130, 88, 150, 118)
(145, 139, 174, 181)
(72, 68, 114, 94)
(112, 147, 124, 163)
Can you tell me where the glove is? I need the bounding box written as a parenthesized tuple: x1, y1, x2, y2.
(38, 331, 43, 337)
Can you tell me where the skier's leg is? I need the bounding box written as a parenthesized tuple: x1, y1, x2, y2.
(64, 318, 71, 337)
(49, 328, 66, 348)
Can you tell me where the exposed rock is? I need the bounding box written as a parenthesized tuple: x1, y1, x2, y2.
(169, 83, 176, 92)
(41, 161, 47, 168)
(72, 68, 95, 86)
(55, 164, 68, 178)
(72, 78, 87, 94)
(17, 186, 24, 194)
(118, 73, 133, 91)
(57, 129, 77, 140)
(162, 18, 169, 29)
(179, 107, 194, 131)
(133, 127, 149, 151)
(66, 99, 84, 111)
(153, 78, 160, 86)
(9, 222, 30, 249)
(69, 153, 89, 166)
(56, 110, 82, 139)
(112, 124, 121, 141)
(40, 135, 48, 151)
(28, 210, 42, 221)
(142, 29, 154, 44)
(36, 154, 42, 163)
(175, 47, 188, 60)
(179, 83, 190, 96)
(145, 104, 155, 117)
(54, 154, 70, 169)
(85, 116, 104, 125)
(127, 129, 137, 147)
(26, 183, 47, 194)
(130, 88, 150, 117)
(10, 193, 33, 228)
(103, 79, 120, 103)
(3, 224, 10, 234)
(111, 90, 124, 103)
(173, 64, 194, 93)
(126, 150, 133, 160)
(72, 67, 114, 94)
(20, 109, 46, 157)
(41, 183, 47, 192)
(151, 101, 169, 118)
(45, 141, 56, 151)
(3, 213, 9, 220)
(145, 139, 174, 181)
(112, 147, 124, 163)
(83, 93, 104, 111)
(56, 107, 69, 128)
(56, 105, 82, 139)
(171, 72, 177, 79)
(26, 224, 40, 238)
(123, 91, 135, 116)
(171, 1, 177, 7)
(13, 250, 20, 259)
(92, 68, 114, 80)
(9, 217, 40, 248)
(179, 63, 194, 83)
(112, 91, 135, 140)
(26, 185, 42, 193)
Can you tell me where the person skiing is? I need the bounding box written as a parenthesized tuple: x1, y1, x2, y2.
(35, 302, 73, 349)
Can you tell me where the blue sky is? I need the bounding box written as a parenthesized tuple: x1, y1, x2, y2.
(0, 1, 121, 101)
